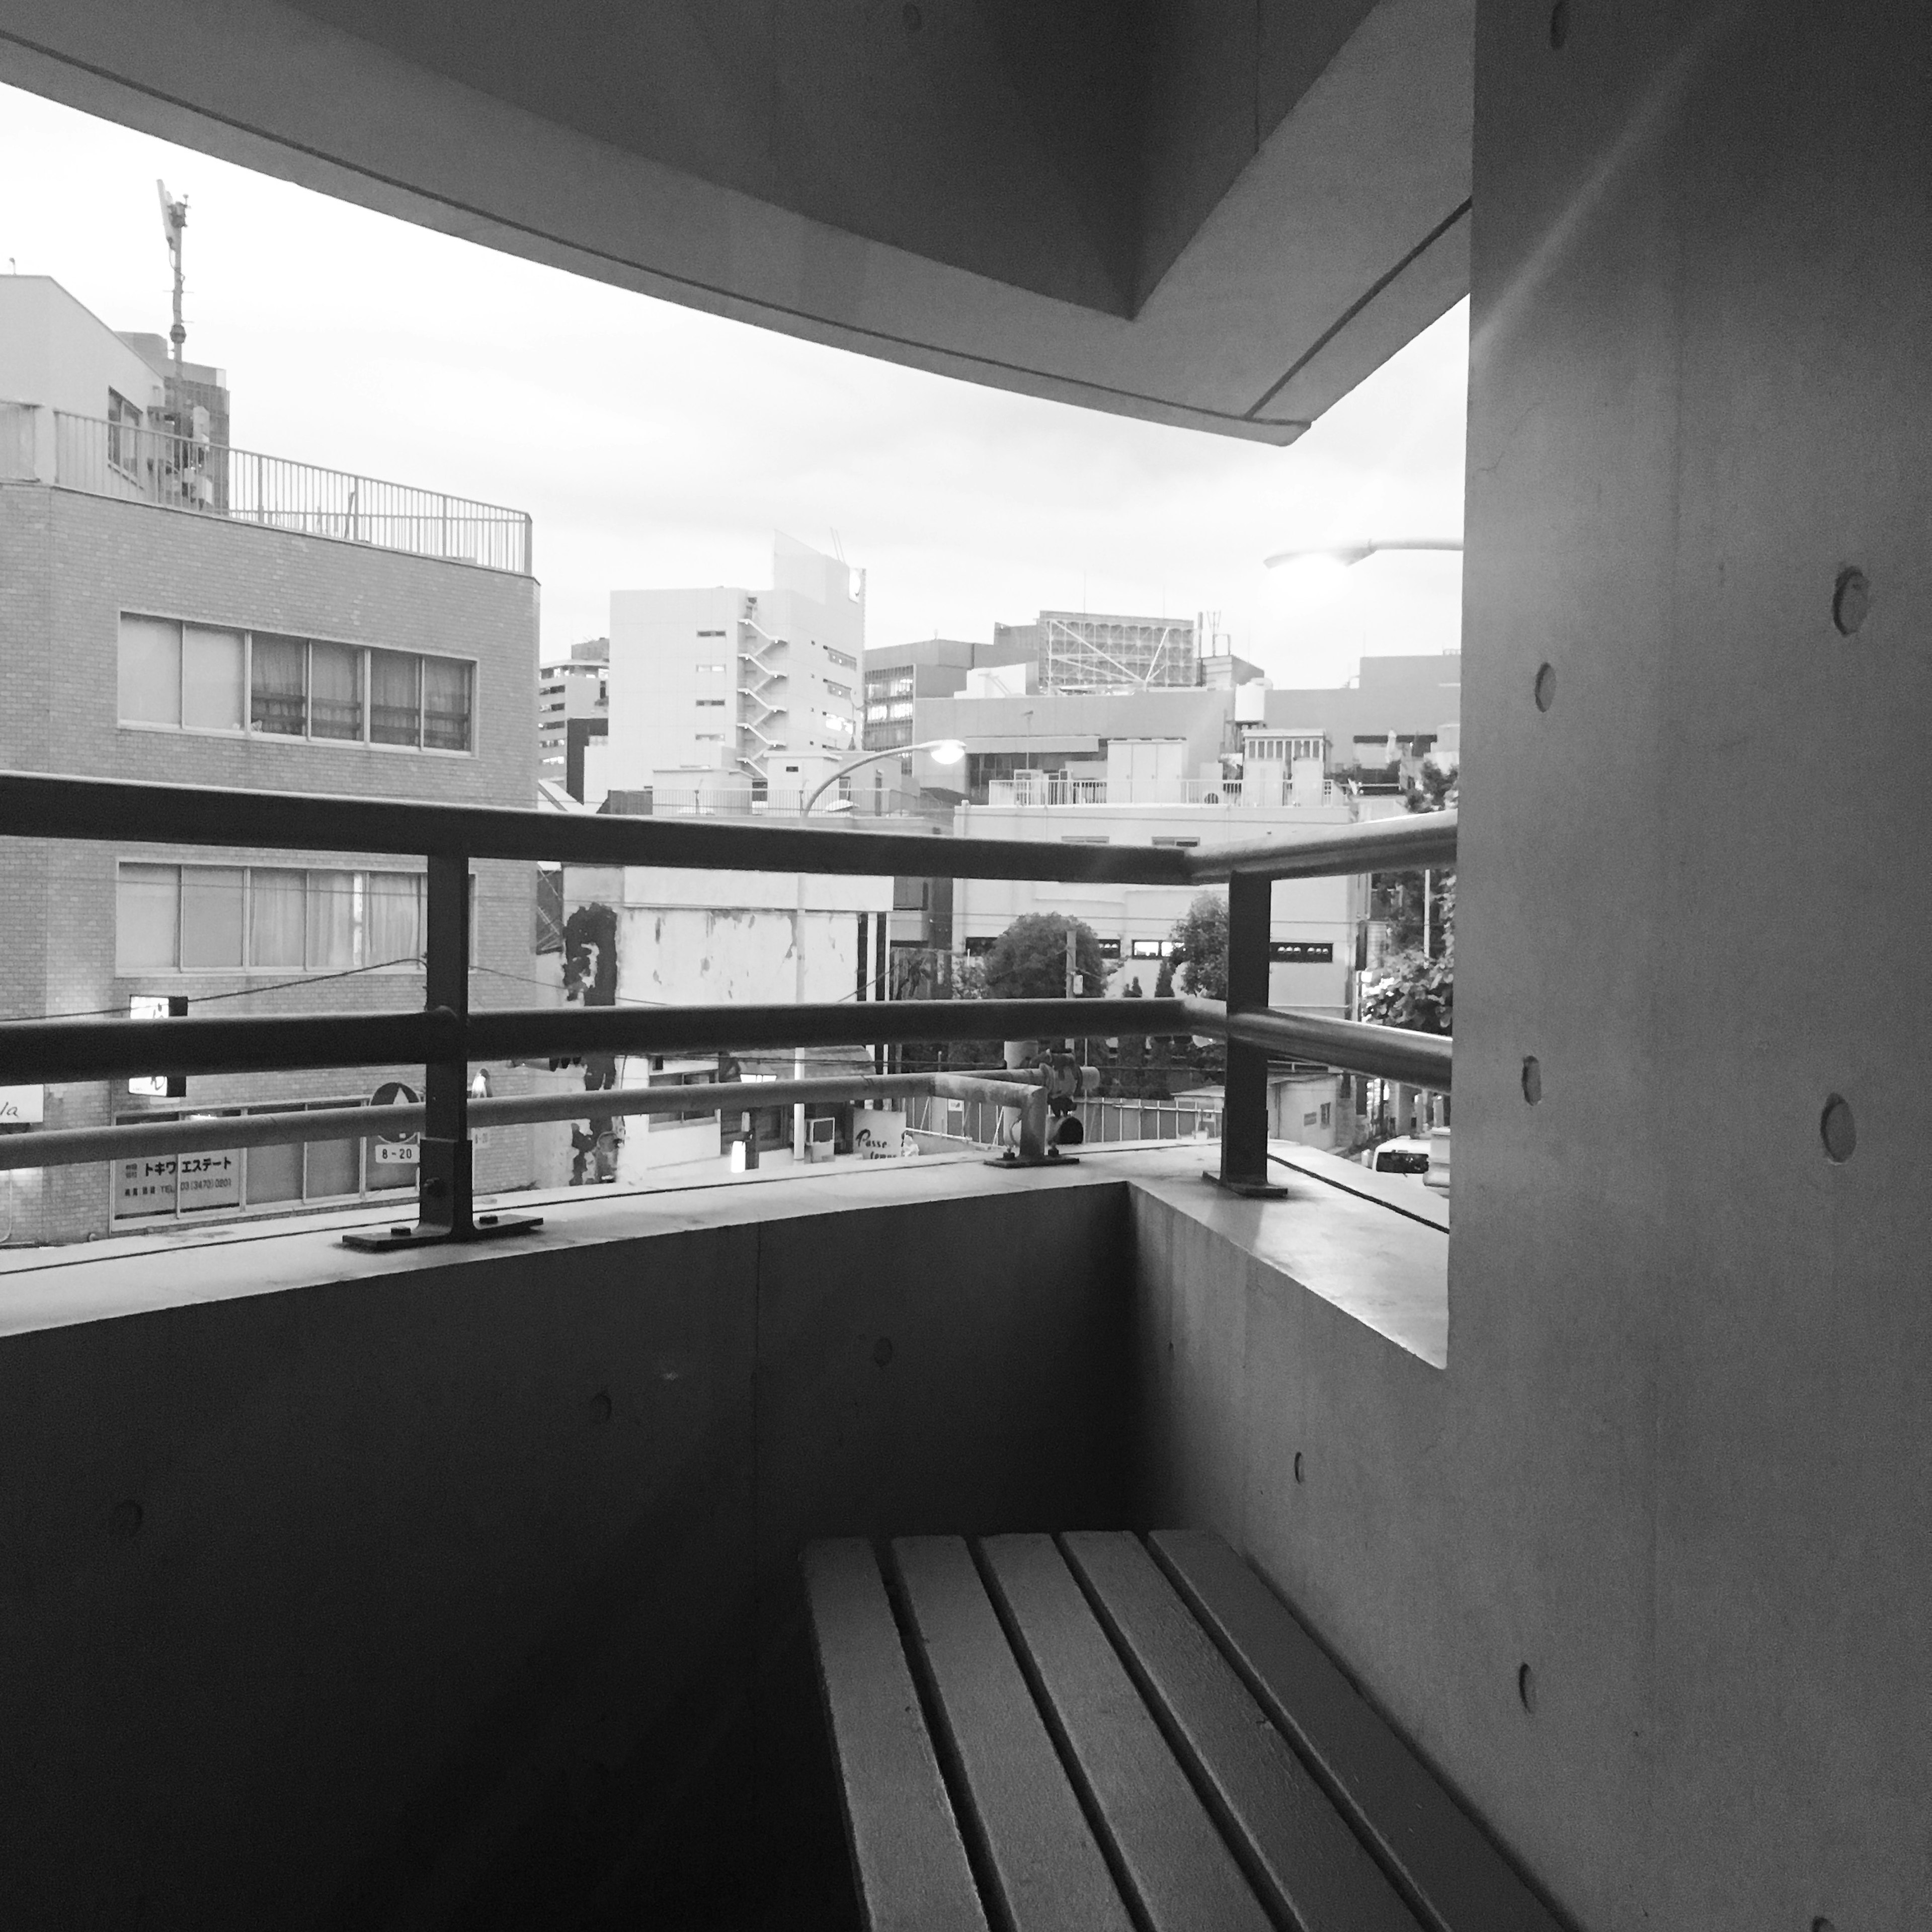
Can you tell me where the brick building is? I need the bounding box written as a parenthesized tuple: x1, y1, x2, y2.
(0, 281, 543, 1243)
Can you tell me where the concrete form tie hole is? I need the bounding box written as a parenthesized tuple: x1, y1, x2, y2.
(1517, 1661, 1538, 1713)
(1521, 1057, 1543, 1104)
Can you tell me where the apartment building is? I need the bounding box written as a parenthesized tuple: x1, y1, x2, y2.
(537, 634, 609, 803)
(605, 533, 862, 807)
(0, 276, 543, 1243)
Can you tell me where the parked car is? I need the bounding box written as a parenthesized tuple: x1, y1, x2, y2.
(1363, 1135, 1432, 1177)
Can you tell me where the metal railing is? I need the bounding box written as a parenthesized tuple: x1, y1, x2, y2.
(0, 771, 1454, 1243)
(979, 774, 1339, 810)
(0, 404, 532, 576)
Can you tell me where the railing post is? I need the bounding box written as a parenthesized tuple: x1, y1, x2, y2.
(1211, 867, 1287, 1197)
(343, 850, 539, 1250)
(418, 850, 472, 1237)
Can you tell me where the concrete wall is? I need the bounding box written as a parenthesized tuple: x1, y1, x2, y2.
(1135, 6, 1932, 1928)
(0, 1182, 1137, 1929)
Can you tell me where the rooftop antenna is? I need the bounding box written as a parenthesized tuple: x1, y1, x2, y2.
(155, 179, 188, 423)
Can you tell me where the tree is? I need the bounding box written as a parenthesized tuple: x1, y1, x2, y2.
(1359, 948, 1453, 1034)
(1166, 891, 1229, 1000)
(1152, 954, 1175, 999)
(979, 913, 1107, 1001)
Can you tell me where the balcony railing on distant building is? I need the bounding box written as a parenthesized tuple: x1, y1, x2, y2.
(0, 403, 532, 576)
(980, 773, 1337, 809)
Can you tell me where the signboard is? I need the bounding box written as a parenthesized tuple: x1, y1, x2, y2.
(116, 1155, 178, 1218)
(1268, 941, 1335, 964)
(370, 1080, 421, 1166)
(176, 1144, 242, 1212)
(0, 1084, 43, 1128)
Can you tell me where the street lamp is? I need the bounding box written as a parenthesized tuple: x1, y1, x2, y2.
(1262, 537, 1463, 570)
(801, 739, 967, 817)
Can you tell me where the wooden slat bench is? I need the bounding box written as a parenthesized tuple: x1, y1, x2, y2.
(804, 1530, 1565, 1932)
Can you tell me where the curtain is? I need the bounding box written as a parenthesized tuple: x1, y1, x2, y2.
(116, 864, 179, 970)
(306, 871, 358, 970)
(180, 867, 245, 969)
(118, 616, 181, 726)
(364, 873, 422, 969)
(308, 641, 362, 740)
(369, 649, 419, 745)
(182, 626, 245, 731)
(248, 869, 306, 968)
(251, 634, 307, 736)
(422, 656, 472, 752)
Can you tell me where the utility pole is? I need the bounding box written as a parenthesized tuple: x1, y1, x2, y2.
(155, 181, 189, 428)
(1422, 867, 1431, 961)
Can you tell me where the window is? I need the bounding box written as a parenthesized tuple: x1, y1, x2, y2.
(422, 656, 473, 752)
(647, 1060, 725, 1129)
(1059, 835, 1110, 845)
(117, 864, 425, 973)
(251, 634, 308, 735)
(1268, 940, 1335, 963)
(183, 626, 245, 730)
(694, 732, 723, 743)
(369, 649, 420, 746)
(308, 640, 363, 740)
(1320, 1102, 1333, 1127)
(1152, 836, 1200, 848)
(1130, 938, 1175, 959)
(118, 615, 473, 754)
(888, 700, 913, 719)
(696, 629, 726, 637)
(119, 617, 182, 726)
(695, 698, 726, 707)
(694, 661, 727, 673)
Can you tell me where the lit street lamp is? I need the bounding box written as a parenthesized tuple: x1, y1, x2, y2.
(1262, 537, 1463, 570)
(801, 738, 967, 816)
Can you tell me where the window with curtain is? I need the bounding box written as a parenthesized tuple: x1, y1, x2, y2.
(369, 649, 419, 746)
(116, 864, 179, 970)
(248, 870, 306, 968)
(308, 640, 363, 740)
(182, 626, 245, 731)
(422, 657, 473, 752)
(364, 873, 422, 968)
(251, 634, 307, 735)
(306, 871, 358, 970)
(118, 616, 181, 726)
(180, 868, 246, 969)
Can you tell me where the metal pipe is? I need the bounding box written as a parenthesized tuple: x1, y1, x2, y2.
(0, 1071, 1045, 1173)
(1184, 997, 1452, 1089)
(0, 771, 1448, 888)
(0, 1009, 459, 1086)
(1186, 808, 1457, 881)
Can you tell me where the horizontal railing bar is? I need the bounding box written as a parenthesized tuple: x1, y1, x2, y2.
(0, 1010, 459, 1085)
(0, 772, 1448, 886)
(462, 998, 1187, 1060)
(1185, 997, 1452, 1089)
(1185, 809, 1457, 880)
(0, 996, 1450, 1090)
(0, 1071, 1046, 1172)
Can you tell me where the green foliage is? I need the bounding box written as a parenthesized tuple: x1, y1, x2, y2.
(1166, 891, 1229, 1001)
(1360, 948, 1453, 1034)
(1152, 954, 1175, 999)
(979, 913, 1107, 1000)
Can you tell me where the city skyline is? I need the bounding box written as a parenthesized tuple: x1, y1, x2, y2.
(0, 80, 1465, 691)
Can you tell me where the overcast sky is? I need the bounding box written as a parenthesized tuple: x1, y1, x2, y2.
(2, 81, 1467, 687)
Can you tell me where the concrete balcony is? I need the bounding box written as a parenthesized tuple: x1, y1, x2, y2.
(0, 1143, 1446, 1928)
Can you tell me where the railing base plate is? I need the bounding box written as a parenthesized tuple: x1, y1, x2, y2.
(1202, 1172, 1289, 1199)
(341, 1212, 543, 1252)
(984, 1152, 1080, 1170)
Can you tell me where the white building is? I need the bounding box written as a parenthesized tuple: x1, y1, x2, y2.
(951, 795, 1365, 1017)
(563, 861, 893, 1177)
(606, 533, 863, 807)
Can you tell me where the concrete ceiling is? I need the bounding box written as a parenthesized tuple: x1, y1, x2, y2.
(0, 0, 1472, 443)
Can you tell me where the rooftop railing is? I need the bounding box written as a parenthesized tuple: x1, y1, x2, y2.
(0, 403, 532, 576)
(0, 771, 1454, 1242)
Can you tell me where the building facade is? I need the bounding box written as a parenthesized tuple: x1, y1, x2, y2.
(0, 279, 543, 1244)
(606, 533, 861, 806)
(538, 634, 609, 803)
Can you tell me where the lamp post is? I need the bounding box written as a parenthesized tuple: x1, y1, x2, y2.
(800, 739, 967, 816)
(1262, 537, 1464, 570)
